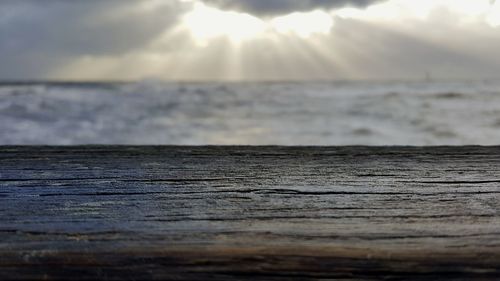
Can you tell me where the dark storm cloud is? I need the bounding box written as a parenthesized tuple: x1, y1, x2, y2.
(0, 0, 190, 79)
(2, 0, 191, 55)
(203, 0, 381, 16)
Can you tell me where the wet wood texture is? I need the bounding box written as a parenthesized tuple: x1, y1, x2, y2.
(0, 146, 499, 280)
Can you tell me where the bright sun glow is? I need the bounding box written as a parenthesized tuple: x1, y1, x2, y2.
(183, 2, 334, 45)
(336, 0, 500, 26)
(271, 11, 334, 38)
(183, 3, 265, 45)
(487, 0, 500, 27)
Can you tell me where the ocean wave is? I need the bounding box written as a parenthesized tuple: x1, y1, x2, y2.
(1, 80, 500, 145)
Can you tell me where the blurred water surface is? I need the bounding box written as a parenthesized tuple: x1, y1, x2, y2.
(1, 80, 500, 145)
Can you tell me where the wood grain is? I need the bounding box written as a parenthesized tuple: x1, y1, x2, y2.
(0, 146, 499, 280)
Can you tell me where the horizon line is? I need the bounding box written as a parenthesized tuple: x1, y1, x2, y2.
(1, 77, 500, 85)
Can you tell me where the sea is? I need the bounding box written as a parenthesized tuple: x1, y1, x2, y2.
(1, 80, 500, 145)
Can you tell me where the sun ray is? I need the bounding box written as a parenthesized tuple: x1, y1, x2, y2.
(50, 0, 500, 81)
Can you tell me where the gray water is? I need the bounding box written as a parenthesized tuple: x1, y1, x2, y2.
(1, 80, 500, 145)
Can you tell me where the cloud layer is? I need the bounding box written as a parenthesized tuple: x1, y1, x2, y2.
(0, 0, 190, 79)
(1, 0, 500, 81)
(204, 0, 381, 16)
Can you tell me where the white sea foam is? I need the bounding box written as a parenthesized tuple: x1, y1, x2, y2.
(1, 80, 500, 145)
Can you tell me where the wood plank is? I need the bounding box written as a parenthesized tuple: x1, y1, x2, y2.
(0, 146, 499, 280)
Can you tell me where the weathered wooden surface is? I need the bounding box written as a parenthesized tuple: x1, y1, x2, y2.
(0, 146, 499, 280)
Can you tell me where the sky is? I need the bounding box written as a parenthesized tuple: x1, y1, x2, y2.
(1, 0, 500, 81)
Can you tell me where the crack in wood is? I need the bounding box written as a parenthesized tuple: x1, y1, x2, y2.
(1, 146, 500, 280)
